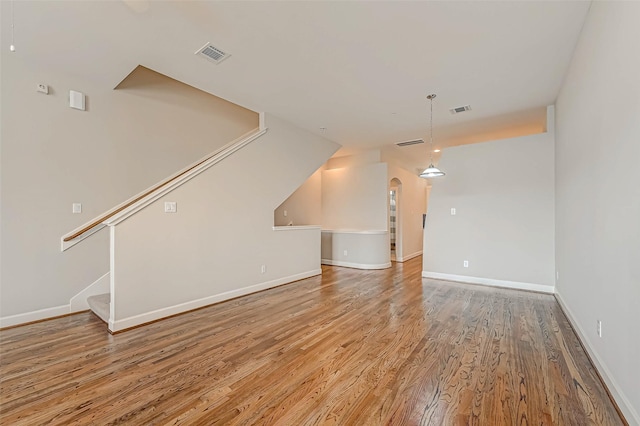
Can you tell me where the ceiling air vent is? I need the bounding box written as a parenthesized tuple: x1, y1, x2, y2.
(450, 105, 472, 114)
(396, 139, 425, 147)
(195, 43, 230, 65)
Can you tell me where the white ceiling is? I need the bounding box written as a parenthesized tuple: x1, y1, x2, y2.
(4, 1, 590, 167)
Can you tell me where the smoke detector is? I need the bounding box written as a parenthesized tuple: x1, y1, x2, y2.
(450, 105, 472, 114)
(396, 139, 425, 147)
(195, 43, 231, 65)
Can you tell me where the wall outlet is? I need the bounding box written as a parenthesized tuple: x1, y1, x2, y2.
(164, 201, 177, 213)
(261, 265, 266, 274)
(463, 260, 469, 268)
(597, 320, 602, 337)
(451, 208, 457, 215)
(283, 210, 287, 217)
(343, 250, 348, 256)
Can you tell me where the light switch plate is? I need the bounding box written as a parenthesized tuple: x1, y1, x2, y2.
(69, 90, 86, 110)
(72, 203, 82, 214)
(164, 202, 177, 213)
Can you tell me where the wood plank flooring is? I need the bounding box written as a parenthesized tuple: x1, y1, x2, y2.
(0, 258, 624, 425)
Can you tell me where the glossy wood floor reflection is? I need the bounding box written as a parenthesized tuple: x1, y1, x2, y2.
(0, 258, 624, 425)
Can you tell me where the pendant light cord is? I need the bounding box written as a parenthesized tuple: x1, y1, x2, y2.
(429, 95, 434, 164)
(419, 93, 445, 178)
(427, 94, 436, 165)
(10, 0, 15, 52)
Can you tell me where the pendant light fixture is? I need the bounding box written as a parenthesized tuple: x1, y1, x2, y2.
(420, 94, 445, 178)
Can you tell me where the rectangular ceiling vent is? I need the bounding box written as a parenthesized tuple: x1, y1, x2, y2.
(450, 105, 472, 114)
(195, 43, 230, 65)
(396, 139, 425, 147)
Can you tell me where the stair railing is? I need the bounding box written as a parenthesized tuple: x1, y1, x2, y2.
(61, 126, 267, 251)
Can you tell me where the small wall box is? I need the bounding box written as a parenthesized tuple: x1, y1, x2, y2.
(69, 90, 86, 111)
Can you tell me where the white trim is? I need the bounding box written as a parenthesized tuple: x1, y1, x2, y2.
(421, 271, 554, 294)
(109, 226, 116, 323)
(555, 291, 640, 425)
(70, 272, 110, 312)
(396, 250, 422, 262)
(259, 112, 266, 131)
(0, 304, 71, 329)
(321, 229, 388, 235)
(272, 225, 321, 231)
(108, 269, 321, 333)
(61, 127, 266, 249)
(322, 259, 391, 270)
(1, 272, 111, 327)
(61, 224, 106, 251)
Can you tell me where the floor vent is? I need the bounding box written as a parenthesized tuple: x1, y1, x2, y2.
(195, 43, 231, 65)
(396, 139, 425, 147)
(450, 105, 472, 114)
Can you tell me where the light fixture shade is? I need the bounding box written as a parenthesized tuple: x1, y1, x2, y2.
(420, 93, 445, 179)
(419, 164, 445, 178)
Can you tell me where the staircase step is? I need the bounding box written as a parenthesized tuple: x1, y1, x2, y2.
(87, 293, 110, 323)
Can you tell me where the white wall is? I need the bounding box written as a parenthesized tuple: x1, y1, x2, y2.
(326, 150, 381, 170)
(320, 159, 390, 269)
(0, 59, 258, 323)
(555, 2, 640, 422)
(321, 231, 390, 269)
(108, 114, 339, 330)
(274, 168, 323, 226)
(322, 162, 388, 231)
(274, 149, 429, 269)
(423, 119, 555, 293)
(387, 164, 428, 261)
(275, 151, 390, 229)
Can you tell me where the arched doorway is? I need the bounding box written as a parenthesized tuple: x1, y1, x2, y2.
(389, 178, 402, 261)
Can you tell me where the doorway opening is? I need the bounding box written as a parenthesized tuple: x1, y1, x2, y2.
(390, 178, 402, 262)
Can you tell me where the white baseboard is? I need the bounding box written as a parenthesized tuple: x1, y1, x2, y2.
(396, 250, 422, 262)
(109, 269, 322, 332)
(321, 259, 391, 270)
(421, 271, 554, 294)
(70, 272, 110, 313)
(555, 292, 639, 425)
(0, 304, 71, 329)
(1, 273, 111, 329)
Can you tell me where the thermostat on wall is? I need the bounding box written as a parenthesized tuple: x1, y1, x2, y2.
(69, 90, 86, 111)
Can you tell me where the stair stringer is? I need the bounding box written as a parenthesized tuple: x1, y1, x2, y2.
(69, 272, 110, 313)
(87, 293, 110, 323)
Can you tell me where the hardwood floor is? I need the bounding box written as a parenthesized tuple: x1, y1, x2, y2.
(0, 258, 624, 425)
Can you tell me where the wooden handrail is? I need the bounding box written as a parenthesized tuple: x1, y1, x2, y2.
(63, 128, 261, 242)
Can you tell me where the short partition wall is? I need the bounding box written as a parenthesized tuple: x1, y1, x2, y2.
(108, 224, 323, 332)
(321, 230, 391, 270)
